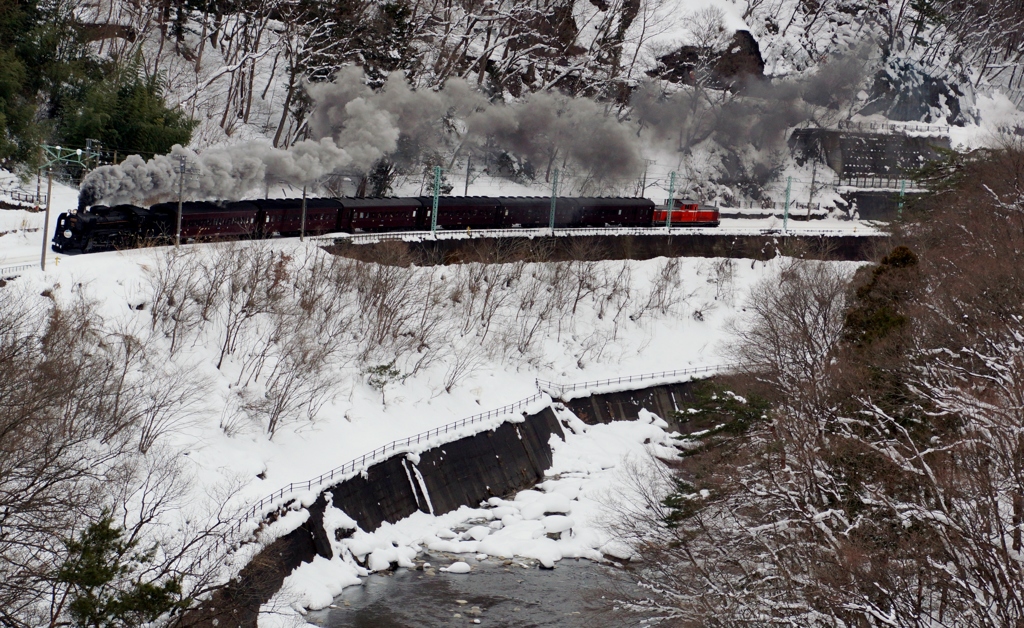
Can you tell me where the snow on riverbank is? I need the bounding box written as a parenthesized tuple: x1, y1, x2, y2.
(262, 407, 679, 625)
(0, 176, 865, 625)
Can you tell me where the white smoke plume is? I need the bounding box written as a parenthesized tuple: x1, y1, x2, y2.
(80, 67, 648, 206)
(78, 135, 394, 207)
(309, 67, 645, 182)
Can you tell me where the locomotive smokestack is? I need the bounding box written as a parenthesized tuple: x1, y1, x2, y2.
(78, 188, 95, 212)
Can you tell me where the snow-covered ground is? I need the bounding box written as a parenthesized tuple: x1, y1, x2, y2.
(0, 171, 865, 625)
(0, 173, 883, 276)
(263, 408, 681, 625)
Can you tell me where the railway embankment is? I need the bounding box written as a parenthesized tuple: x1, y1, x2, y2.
(326, 231, 886, 265)
(179, 378, 710, 627)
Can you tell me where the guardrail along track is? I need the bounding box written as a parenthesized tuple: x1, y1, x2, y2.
(316, 226, 885, 247)
(0, 263, 37, 277)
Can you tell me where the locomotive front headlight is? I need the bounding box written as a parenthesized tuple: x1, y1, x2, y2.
(63, 230, 72, 239)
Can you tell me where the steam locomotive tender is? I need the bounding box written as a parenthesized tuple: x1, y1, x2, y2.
(53, 196, 719, 253)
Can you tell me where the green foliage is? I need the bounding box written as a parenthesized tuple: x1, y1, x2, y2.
(660, 385, 767, 528)
(0, 46, 37, 163)
(365, 360, 403, 403)
(59, 59, 196, 156)
(0, 0, 193, 168)
(672, 382, 770, 447)
(358, 1, 415, 87)
(58, 515, 188, 628)
(661, 477, 702, 529)
(367, 158, 399, 196)
(843, 245, 918, 347)
(907, 145, 975, 196)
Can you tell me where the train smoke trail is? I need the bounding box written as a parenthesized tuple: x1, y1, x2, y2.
(309, 68, 645, 182)
(78, 134, 395, 208)
(81, 67, 649, 206)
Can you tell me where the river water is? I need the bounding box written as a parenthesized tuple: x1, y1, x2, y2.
(305, 554, 649, 627)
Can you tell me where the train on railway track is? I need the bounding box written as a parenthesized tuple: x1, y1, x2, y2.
(52, 195, 720, 253)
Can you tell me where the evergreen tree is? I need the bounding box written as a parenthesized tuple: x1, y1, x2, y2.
(57, 515, 188, 628)
(59, 59, 197, 157)
(0, 0, 194, 168)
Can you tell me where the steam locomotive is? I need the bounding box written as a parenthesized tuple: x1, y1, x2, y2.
(52, 196, 720, 253)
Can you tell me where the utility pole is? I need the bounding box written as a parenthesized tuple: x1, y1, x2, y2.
(431, 166, 441, 233)
(549, 169, 559, 232)
(665, 171, 676, 228)
(300, 185, 307, 242)
(176, 155, 185, 247)
(807, 159, 817, 219)
(783, 176, 792, 233)
(464, 154, 471, 196)
(898, 179, 906, 220)
(808, 160, 817, 205)
(40, 168, 52, 271)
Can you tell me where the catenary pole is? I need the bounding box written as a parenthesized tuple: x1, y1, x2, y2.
(431, 166, 441, 233)
(898, 179, 906, 220)
(665, 171, 676, 228)
(783, 176, 792, 233)
(176, 155, 185, 247)
(464, 154, 471, 196)
(40, 168, 52, 270)
(300, 186, 307, 241)
(808, 159, 817, 206)
(549, 169, 559, 232)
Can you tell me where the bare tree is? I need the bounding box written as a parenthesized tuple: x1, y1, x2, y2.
(609, 145, 1024, 627)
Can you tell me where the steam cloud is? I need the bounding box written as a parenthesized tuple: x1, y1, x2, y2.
(309, 67, 645, 181)
(78, 137, 391, 207)
(79, 50, 868, 207)
(79, 67, 646, 206)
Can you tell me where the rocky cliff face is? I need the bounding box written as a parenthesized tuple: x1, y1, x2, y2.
(649, 30, 765, 89)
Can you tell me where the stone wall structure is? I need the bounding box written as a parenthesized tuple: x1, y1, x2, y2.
(179, 380, 704, 627)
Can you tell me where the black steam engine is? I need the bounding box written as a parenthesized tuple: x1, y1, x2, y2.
(53, 196, 719, 253)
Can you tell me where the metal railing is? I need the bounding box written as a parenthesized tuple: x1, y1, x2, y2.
(225, 363, 733, 537)
(0, 263, 37, 276)
(726, 201, 824, 212)
(7, 190, 47, 206)
(328, 226, 693, 246)
(837, 120, 949, 135)
(327, 226, 887, 244)
(834, 176, 922, 191)
(317, 223, 886, 247)
(190, 390, 548, 568)
(191, 362, 746, 570)
(536, 364, 731, 398)
(236, 391, 548, 526)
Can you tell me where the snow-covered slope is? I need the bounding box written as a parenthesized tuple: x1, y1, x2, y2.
(0, 156, 878, 627)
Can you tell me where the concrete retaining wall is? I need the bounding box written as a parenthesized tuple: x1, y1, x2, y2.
(178, 408, 564, 627)
(178, 383, 703, 627)
(563, 381, 702, 432)
(325, 407, 563, 536)
(328, 232, 883, 266)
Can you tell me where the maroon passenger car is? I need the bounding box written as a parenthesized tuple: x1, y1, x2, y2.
(253, 198, 344, 236)
(417, 196, 502, 230)
(148, 201, 259, 241)
(341, 198, 422, 232)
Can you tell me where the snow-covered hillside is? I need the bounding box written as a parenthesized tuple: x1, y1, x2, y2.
(0, 173, 865, 624)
